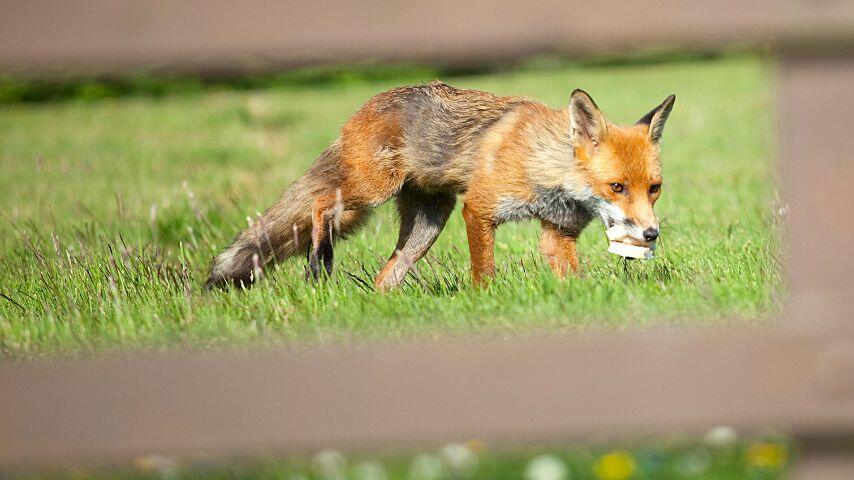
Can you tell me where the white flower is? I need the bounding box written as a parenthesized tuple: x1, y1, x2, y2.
(353, 460, 388, 480)
(675, 448, 712, 476)
(525, 454, 569, 480)
(705, 426, 738, 447)
(133, 454, 178, 480)
(439, 442, 477, 473)
(312, 449, 346, 480)
(409, 453, 445, 480)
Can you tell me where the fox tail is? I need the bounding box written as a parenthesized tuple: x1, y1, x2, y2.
(206, 140, 350, 289)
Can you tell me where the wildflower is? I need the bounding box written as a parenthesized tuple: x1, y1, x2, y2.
(704, 426, 738, 448)
(409, 453, 445, 480)
(353, 460, 387, 480)
(525, 454, 569, 480)
(594, 450, 636, 480)
(439, 442, 478, 473)
(312, 449, 346, 480)
(674, 448, 711, 477)
(464, 439, 487, 454)
(746, 442, 787, 469)
(133, 454, 178, 479)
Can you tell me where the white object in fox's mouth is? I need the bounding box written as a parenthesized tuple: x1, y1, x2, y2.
(608, 241, 655, 260)
(606, 224, 628, 241)
(605, 225, 655, 259)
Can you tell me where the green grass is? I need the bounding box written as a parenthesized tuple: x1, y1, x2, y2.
(17, 435, 792, 480)
(0, 54, 782, 356)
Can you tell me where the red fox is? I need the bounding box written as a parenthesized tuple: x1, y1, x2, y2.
(207, 83, 674, 290)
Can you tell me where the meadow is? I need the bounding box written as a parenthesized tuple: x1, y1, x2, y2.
(0, 54, 781, 356)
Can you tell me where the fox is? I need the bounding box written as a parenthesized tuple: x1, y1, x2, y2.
(207, 82, 675, 291)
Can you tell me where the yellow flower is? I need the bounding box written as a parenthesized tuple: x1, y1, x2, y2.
(465, 438, 487, 454)
(746, 442, 788, 469)
(594, 450, 636, 480)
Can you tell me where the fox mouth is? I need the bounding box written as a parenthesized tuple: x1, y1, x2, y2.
(598, 206, 656, 245)
(617, 236, 655, 248)
(605, 222, 656, 248)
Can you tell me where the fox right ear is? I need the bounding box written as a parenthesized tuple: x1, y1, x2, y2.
(569, 89, 608, 146)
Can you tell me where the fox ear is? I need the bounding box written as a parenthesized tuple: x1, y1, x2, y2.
(636, 94, 676, 143)
(569, 89, 608, 146)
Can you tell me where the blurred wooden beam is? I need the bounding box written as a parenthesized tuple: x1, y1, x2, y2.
(780, 53, 854, 337)
(779, 52, 854, 479)
(792, 433, 854, 480)
(1, 0, 853, 76)
(2, 328, 854, 470)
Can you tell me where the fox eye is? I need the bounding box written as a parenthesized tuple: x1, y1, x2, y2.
(610, 183, 624, 193)
(649, 184, 661, 194)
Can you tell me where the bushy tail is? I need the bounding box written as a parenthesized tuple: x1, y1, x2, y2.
(206, 141, 344, 289)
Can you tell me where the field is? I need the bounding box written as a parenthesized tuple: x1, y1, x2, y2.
(0, 54, 781, 356)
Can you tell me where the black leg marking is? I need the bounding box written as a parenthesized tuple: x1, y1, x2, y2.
(307, 221, 334, 281)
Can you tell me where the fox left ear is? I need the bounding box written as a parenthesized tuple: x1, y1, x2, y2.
(636, 94, 676, 143)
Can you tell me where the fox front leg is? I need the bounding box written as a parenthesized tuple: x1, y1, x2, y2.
(462, 203, 496, 286)
(539, 221, 579, 278)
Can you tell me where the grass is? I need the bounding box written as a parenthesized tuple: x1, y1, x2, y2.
(15, 435, 792, 479)
(0, 54, 782, 356)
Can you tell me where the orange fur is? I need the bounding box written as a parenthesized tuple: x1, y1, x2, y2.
(539, 221, 579, 277)
(462, 203, 496, 285)
(338, 98, 407, 207)
(576, 124, 663, 230)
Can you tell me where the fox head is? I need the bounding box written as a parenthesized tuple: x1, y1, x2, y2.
(569, 89, 675, 244)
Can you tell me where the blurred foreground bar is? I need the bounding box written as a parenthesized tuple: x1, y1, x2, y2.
(782, 52, 854, 480)
(0, 0, 853, 76)
(2, 328, 854, 474)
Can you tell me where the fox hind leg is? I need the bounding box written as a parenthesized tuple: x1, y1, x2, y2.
(305, 181, 404, 281)
(307, 194, 335, 280)
(375, 186, 456, 291)
(305, 114, 407, 282)
(306, 194, 373, 280)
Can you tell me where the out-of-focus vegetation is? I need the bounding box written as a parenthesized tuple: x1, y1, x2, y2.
(13, 432, 791, 480)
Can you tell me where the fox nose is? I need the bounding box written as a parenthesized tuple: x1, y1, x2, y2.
(643, 228, 659, 242)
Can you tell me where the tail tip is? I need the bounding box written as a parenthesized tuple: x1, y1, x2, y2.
(205, 247, 254, 291)
(204, 271, 255, 291)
